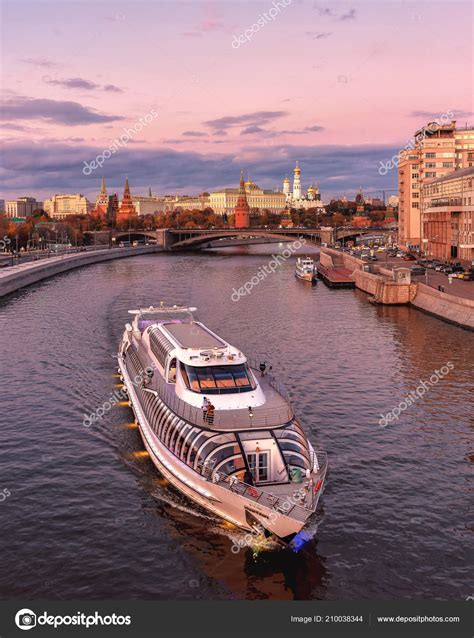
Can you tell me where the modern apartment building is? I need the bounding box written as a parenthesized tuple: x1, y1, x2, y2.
(422, 166, 474, 264)
(398, 121, 474, 250)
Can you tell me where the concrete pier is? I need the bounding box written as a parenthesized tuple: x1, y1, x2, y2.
(319, 247, 474, 330)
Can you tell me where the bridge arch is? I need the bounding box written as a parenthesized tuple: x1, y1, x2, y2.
(168, 229, 325, 250)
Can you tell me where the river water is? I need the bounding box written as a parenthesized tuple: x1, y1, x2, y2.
(0, 245, 472, 600)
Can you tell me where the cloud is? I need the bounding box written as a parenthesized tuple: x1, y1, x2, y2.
(104, 84, 123, 93)
(339, 8, 356, 21)
(21, 57, 57, 68)
(201, 19, 225, 32)
(313, 6, 356, 21)
(204, 110, 288, 130)
(306, 31, 332, 39)
(43, 77, 123, 93)
(0, 123, 30, 131)
(0, 140, 398, 201)
(182, 130, 207, 137)
(240, 125, 324, 136)
(0, 96, 125, 125)
(411, 109, 472, 120)
(241, 126, 266, 135)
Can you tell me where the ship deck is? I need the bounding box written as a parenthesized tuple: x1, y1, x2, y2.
(146, 365, 293, 431)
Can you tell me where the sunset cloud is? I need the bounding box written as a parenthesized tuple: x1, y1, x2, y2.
(42, 77, 123, 93)
(0, 96, 125, 125)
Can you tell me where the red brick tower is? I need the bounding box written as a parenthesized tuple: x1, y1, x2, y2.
(117, 176, 136, 221)
(94, 176, 108, 218)
(234, 170, 250, 228)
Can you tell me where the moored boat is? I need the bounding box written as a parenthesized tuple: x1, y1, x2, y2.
(295, 257, 317, 283)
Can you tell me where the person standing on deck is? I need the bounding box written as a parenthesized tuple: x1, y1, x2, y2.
(202, 396, 209, 422)
(206, 402, 215, 425)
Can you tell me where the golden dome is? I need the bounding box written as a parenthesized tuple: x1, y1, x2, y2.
(294, 160, 300, 174)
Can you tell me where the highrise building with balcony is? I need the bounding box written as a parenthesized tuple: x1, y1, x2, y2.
(421, 166, 474, 264)
(398, 120, 474, 251)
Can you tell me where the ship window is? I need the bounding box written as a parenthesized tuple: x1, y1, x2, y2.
(215, 455, 246, 477)
(283, 453, 307, 470)
(187, 431, 214, 466)
(160, 414, 176, 444)
(278, 439, 310, 462)
(275, 425, 307, 448)
(181, 363, 255, 394)
(167, 358, 177, 384)
(164, 416, 180, 448)
(194, 434, 236, 470)
(181, 428, 200, 461)
(175, 424, 192, 458)
(169, 420, 186, 452)
(157, 405, 169, 438)
(207, 442, 241, 467)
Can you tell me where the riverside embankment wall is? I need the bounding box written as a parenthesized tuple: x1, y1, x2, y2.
(0, 245, 163, 298)
(320, 246, 473, 328)
(411, 282, 474, 330)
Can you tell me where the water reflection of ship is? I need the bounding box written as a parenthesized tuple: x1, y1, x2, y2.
(140, 472, 328, 600)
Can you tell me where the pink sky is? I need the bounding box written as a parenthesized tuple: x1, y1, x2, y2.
(1, 1, 473, 199)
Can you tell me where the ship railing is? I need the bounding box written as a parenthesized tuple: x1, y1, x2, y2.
(246, 357, 291, 403)
(146, 363, 293, 429)
(196, 451, 327, 520)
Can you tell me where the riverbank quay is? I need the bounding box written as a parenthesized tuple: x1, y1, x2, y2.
(0, 245, 163, 298)
(320, 247, 474, 330)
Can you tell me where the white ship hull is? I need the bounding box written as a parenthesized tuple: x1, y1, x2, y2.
(116, 305, 327, 544)
(118, 354, 326, 539)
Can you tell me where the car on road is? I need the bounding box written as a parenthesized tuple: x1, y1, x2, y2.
(459, 270, 474, 280)
(410, 266, 426, 275)
(451, 264, 465, 273)
(402, 253, 417, 261)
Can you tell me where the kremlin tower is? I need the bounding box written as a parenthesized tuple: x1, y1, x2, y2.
(94, 177, 109, 218)
(234, 170, 250, 228)
(117, 177, 136, 222)
(292, 161, 301, 200)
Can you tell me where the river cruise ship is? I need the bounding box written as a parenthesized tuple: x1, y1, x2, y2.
(117, 305, 327, 543)
(295, 257, 317, 283)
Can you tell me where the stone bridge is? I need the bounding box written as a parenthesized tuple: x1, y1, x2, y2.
(107, 227, 394, 251)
